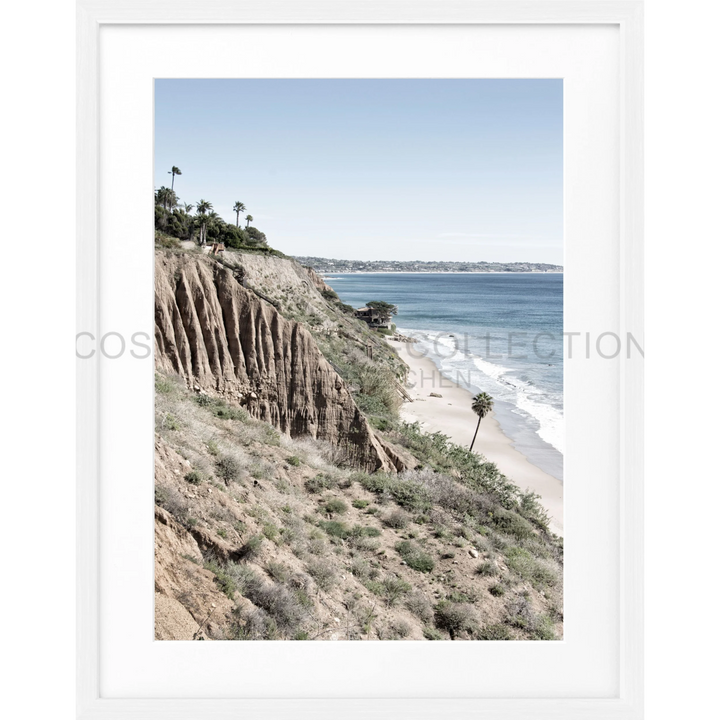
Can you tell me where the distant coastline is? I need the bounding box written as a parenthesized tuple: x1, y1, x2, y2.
(322, 271, 564, 276)
(293, 256, 563, 274)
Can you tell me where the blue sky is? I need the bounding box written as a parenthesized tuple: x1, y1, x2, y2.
(155, 79, 562, 263)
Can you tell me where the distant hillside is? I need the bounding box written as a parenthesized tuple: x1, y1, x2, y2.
(293, 257, 563, 274)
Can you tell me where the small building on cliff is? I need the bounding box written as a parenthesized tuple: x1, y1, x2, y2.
(354, 306, 391, 329)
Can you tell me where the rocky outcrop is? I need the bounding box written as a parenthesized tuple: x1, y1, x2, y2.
(155, 251, 397, 471)
(303, 264, 334, 295)
(376, 436, 419, 473)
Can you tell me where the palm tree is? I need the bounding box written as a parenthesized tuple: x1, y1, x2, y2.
(203, 211, 223, 245)
(183, 202, 194, 214)
(233, 201, 246, 227)
(195, 200, 213, 245)
(469, 392, 494, 452)
(155, 186, 176, 211)
(245, 214, 253, 229)
(168, 166, 182, 191)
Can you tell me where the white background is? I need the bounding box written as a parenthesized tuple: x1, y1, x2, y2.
(99, 21, 619, 700)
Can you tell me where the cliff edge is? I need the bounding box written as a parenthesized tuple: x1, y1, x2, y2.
(155, 251, 397, 472)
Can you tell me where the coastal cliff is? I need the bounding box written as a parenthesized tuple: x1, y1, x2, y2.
(155, 251, 397, 472)
(154, 247, 563, 643)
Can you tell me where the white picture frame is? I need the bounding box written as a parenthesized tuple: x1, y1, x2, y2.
(77, 1, 643, 718)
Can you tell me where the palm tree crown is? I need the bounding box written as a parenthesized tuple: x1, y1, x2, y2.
(245, 214, 253, 228)
(469, 392, 494, 452)
(156, 186, 177, 211)
(194, 200, 213, 245)
(168, 166, 182, 190)
(233, 201, 246, 227)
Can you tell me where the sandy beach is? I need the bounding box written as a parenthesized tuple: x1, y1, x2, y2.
(388, 340, 564, 536)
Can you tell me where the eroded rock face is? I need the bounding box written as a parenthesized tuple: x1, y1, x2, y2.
(155, 252, 395, 471)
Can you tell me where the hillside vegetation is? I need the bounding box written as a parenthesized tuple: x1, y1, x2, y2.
(154, 242, 563, 641)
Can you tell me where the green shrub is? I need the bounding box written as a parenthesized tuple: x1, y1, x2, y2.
(357, 473, 432, 513)
(384, 509, 410, 529)
(286, 455, 301, 467)
(266, 561, 289, 583)
(318, 520, 351, 539)
(155, 374, 174, 394)
(262, 523, 280, 543)
(478, 623, 512, 640)
(305, 474, 336, 493)
(405, 591, 434, 624)
(155, 485, 189, 524)
(476, 561, 498, 577)
(423, 626, 444, 640)
(323, 498, 348, 516)
(364, 575, 411, 606)
(204, 560, 237, 599)
(390, 619, 412, 639)
(518, 490, 551, 531)
(225, 563, 308, 636)
(231, 607, 279, 640)
(159, 413, 180, 431)
(488, 583, 505, 597)
(216, 455, 241, 483)
(349, 535, 381, 552)
(381, 576, 411, 606)
(530, 615, 557, 641)
(239, 534, 264, 559)
(349, 557, 371, 579)
(396, 540, 435, 573)
(358, 473, 391, 494)
(155, 231, 181, 249)
(307, 559, 337, 590)
(447, 589, 478, 604)
(434, 601, 479, 640)
(184, 470, 202, 485)
(387, 479, 432, 512)
(505, 546, 558, 589)
(214, 405, 248, 421)
(492, 508, 535, 541)
(351, 525, 381, 538)
(352, 499, 370, 509)
(369, 416, 393, 431)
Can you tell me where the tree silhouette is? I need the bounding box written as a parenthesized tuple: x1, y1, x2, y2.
(469, 392, 494, 452)
(168, 166, 182, 191)
(233, 201, 246, 227)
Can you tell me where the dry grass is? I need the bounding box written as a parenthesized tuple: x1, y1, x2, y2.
(155, 369, 563, 641)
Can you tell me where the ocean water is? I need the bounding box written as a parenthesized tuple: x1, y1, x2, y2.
(325, 273, 563, 481)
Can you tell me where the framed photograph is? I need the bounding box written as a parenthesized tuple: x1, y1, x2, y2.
(73, 0, 647, 720)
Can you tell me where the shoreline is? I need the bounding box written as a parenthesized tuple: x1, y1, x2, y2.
(388, 340, 564, 536)
(322, 271, 563, 275)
